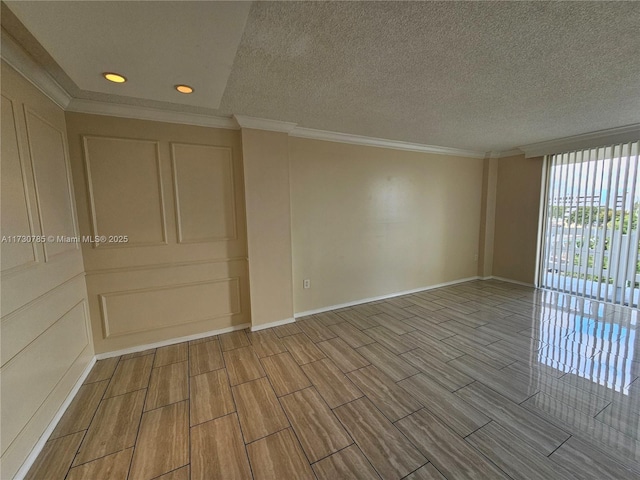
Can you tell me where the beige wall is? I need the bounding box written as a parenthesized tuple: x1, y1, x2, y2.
(492, 153, 544, 284)
(478, 157, 498, 278)
(240, 128, 294, 327)
(1, 62, 93, 479)
(65, 113, 250, 353)
(289, 137, 484, 313)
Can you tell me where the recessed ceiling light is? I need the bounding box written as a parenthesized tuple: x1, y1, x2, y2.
(103, 72, 127, 83)
(175, 84, 194, 94)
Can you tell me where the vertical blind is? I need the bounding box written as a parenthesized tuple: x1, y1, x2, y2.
(540, 141, 640, 307)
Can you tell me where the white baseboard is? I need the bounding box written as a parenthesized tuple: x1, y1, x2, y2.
(250, 317, 295, 332)
(16, 321, 252, 477)
(294, 276, 481, 318)
(14, 355, 97, 480)
(95, 323, 251, 359)
(13, 273, 536, 478)
(488, 275, 535, 287)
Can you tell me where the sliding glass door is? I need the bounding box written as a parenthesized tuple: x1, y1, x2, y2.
(539, 141, 640, 307)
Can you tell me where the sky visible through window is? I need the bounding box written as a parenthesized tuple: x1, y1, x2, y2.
(551, 155, 640, 210)
(542, 143, 640, 308)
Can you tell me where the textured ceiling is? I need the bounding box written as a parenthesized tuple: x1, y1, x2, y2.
(222, 1, 640, 151)
(4, 1, 640, 152)
(5, 1, 250, 109)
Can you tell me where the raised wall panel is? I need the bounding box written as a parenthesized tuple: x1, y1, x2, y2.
(25, 108, 78, 260)
(0, 95, 38, 272)
(83, 136, 167, 246)
(1, 344, 92, 479)
(0, 300, 89, 456)
(1, 62, 93, 480)
(1, 253, 85, 318)
(66, 113, 249, 354)
(1, 274, 86, 367)
(172, 143, 237, 243)
(100, 278, 241, 337)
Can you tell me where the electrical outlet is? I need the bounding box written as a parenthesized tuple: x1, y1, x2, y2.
(303, 279, 311, 289)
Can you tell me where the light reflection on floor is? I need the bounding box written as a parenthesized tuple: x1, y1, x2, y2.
(536, 290, 637, 394)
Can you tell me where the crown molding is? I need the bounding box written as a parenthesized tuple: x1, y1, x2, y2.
(1, 30, 534, 158)
(67, 98, 238, 129)
(498, 148, 524, 158)
(233, 114, 298, 133)
(520, 124, 640, 158)
(234, 115, 486, 158)
(1, 30, 71, 109)
(5, 26, 637, 159)
(0, 31, 504, 158)
(487, 148, 523, 159)
(291, 126, 486, 158)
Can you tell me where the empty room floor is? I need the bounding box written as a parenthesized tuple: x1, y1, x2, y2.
(25, 280, 640, 479)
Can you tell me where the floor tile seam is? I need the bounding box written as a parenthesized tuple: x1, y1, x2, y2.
(184, 360, 193, 480)
(124, 376, 151, 480)
(147, 463, 190, 480)
(518, 396, 605, 447)
(220, 342, 252, 353)
(83, 374, 118, 386)
(275, 375, 355, 466)
(241, 424, 291, 448)
(307, 442, 356, 466)
(461, 418, 492, 440)
(235, 411, 257, 480)
(65, 440, 136, 473)
(50, 429, 85, 480)
(202, 361, 256, 479)
(219, 402, 256, 479)
(225, 361, 267, 388)
(67, 378, 145, 470)
(145, 393, 190, 414)
(106, 355, 155, 396)
(266, 368, 313, 399)
(334, 397, 424, 480)
(54, 376, 114, 442)
(403, 390, 491, 440)
(454, 381, 575, 441)
(253, 361, 301, 455)
(395, 407, 512, 480)
(205, 361, 247, 467)
(153, 355, 189, 369)
(398, 462, 437, 480)
(551, 429, 640, 476)
(545, 434, 573, 458)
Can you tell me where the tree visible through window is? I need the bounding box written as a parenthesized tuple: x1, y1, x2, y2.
(540, 142, 640, 307)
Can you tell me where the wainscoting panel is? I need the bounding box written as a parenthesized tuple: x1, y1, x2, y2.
(172, 143, 237, 243)
(66, 113, 250, 353)
(25, 107, 78, 260)
(1, 300, 89, 454)
(101, 278, 241, 337)
(0, 62, 93, 479)
(1, 274, 87, 367)
(82, 136, 167, 247)
(0, 94, 38, 273)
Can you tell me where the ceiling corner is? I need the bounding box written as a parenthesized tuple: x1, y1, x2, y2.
(1, 29, 71, 109)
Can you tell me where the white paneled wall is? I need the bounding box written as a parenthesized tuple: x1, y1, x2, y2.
(0, 61, 93, 479)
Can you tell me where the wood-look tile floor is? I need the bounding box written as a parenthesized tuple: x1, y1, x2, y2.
(26, 280, 640, 479)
